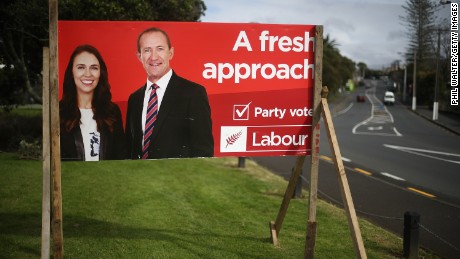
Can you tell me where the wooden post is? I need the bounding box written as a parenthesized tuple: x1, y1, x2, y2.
(268, 26, 364, 258)
(269, 25, 324, 248)
(304, 25, 323, 259)
(403, 211, 420, 259)
(41, 47, 51, 259)
(49, 0, 64, 258)
(321, 88, 367, 259)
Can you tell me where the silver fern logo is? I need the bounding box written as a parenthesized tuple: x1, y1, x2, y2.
(220, 126, 247, 152)
(226, 131, 243, 148)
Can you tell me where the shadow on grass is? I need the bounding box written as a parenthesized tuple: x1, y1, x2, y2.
(1, 212, 274, 258)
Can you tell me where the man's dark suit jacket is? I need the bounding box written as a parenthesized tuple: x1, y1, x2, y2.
(125, 71, 214, 159)
(60, 106, 125, 161)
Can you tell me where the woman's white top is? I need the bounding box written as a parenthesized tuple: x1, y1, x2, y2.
(79, 108, 100, 161)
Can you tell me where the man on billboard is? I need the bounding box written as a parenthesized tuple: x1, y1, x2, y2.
(125, 27, 214, 159)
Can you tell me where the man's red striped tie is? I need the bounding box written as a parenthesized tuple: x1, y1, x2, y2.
(142, 84, 159, 159)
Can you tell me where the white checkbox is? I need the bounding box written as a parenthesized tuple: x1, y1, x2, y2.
(233, 102, 252, 120)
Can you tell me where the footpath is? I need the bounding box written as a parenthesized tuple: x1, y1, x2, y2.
(328, 90, 460, 136)
(409, 105, 460, 136)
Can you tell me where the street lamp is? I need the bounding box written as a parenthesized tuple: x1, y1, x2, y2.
(397, 52, 408, 103)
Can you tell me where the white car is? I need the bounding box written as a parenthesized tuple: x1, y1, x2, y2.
(383, 91, 395, 105)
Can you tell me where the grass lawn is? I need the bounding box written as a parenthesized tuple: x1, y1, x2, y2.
(0, 152, 439, 258)
(1, 105, 42, 117)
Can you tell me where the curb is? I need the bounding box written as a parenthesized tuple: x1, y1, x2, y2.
(406, 106, 460, 136)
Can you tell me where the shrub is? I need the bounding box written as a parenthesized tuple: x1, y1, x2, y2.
(0, 112, 42, 152)
(17, 139, 42, 160)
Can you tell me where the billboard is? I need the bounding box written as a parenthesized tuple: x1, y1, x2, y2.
(58, 21, 316, 160)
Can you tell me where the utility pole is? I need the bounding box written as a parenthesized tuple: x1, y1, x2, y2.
(412, 0, 422, 111)
(433, 30, 441, 120)
(403, 65, 407, 103)
(412, 50, 417, 111)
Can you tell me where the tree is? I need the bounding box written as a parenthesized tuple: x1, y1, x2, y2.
(0, 64, 23, 111)
(0, 0, 206, 108)
(150, 0, 207, 21)
(434, 15, 454, 111)
(0, 0, 48, 105)
(322, 34, 356, 96)
(401, 0, 437, 69)
(400, 0, 438, 104)
(60, 0, 206, 21)
(322, 35, 341, 94)
(357, 62, 367, 78)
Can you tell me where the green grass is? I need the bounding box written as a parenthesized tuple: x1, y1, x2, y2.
(0, 153, 439, 258)
(1, 105, 42, 117)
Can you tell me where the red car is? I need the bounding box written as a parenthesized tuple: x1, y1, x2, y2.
(356, 94, 366, 102)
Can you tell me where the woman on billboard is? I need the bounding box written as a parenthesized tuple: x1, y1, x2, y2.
(59, 45, 125, 161)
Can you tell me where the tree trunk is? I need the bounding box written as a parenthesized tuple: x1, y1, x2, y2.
(20, 62, 42, 104)
(2, 27, 42, 104)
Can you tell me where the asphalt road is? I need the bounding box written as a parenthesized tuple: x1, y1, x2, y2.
(252, 80, 460, 258)
(333, 82, 460, 202)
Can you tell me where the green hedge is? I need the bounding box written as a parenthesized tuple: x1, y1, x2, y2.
(0, 112, 42, 154)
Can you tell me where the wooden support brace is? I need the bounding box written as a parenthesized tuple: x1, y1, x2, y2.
(269, 221, 279, 247)
(269, 155, 306, 245)
(321, 90, 367, 259)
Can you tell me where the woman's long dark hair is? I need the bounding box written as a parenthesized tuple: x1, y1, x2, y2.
(60, 44, 118, 133)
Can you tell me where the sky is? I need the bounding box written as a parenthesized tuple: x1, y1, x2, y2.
(201, 0, 453, 70)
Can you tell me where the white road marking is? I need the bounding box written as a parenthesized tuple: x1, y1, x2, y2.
(381, 172, 406, 181)
(342, 157, 352, 162)
(335, 102, 354, 117)
(367, 126, 383, 131)
(393, 127, 403, 136)
(384, 144, 460, 164)
(352, 87, 402, 136)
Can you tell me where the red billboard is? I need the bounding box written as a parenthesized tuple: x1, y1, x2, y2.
(58, 21, 316, 159)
